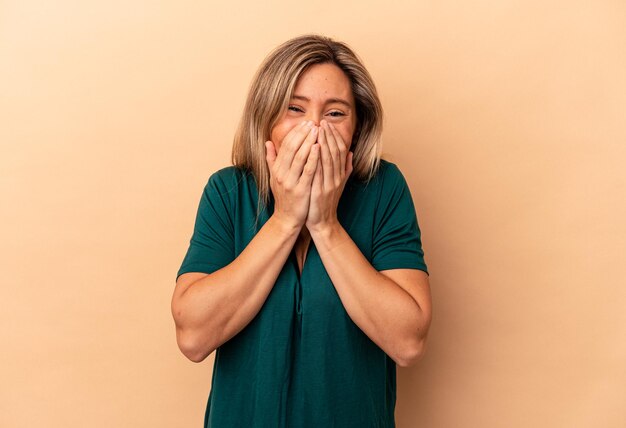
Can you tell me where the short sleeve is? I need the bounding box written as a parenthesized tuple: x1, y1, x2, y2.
(371, 163, 429, 275)
(176, 171, 236, 282)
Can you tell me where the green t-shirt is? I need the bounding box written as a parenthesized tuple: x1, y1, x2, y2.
(177, 159, 428, 428)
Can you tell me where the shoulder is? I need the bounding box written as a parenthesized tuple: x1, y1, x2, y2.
(347, 158, 408, 195)
(365, 158, 407, 190)
(205, 165, 251, 193)
(199, 166, 253, 216)
(369, 159, 415, 214)
(377, 159, 404, 180)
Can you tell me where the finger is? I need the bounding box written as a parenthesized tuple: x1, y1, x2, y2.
(312, 148, 323, 191)
(286, 125, 318, 186)
(272, 120, 308, 173)
(346, 150, 354, 178)
(276, 120, 315, 176)
(297, 143, 320, 188)
(322, 120, 341, 185)
(318, 124, 334, 191)
(265, 140, 277, 171)
(330, 123, 349, 178)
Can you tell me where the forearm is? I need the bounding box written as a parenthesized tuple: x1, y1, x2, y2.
(174, 214, 300, 361)
(310, 222, 428, 366)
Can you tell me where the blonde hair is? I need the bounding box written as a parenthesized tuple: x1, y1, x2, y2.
(231, 34, 384, 221)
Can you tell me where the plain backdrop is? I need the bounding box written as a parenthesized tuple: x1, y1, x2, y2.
(1, 1, 625, 427)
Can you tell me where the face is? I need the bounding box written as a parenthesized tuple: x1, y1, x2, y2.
(270, 62, 357, 152)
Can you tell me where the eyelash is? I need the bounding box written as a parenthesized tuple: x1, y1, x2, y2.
(288, 106, 345, 117)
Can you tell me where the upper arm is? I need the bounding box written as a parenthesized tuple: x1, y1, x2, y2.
(379, 268, 432, 333)
(171, 272, 209, 325)
(380, 269, 432, 343)
(172, 172, 234, 320)
(173, 272, 209, 301)
(371, 163, 431, 330)
(175, 170, 236, 282)
(371, 162, 429, 274)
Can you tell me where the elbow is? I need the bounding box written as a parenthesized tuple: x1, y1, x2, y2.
(176, 328, 214, 363)
(171, 298, 215, 363)
(182, 348, 209, 364)
(397, 308, 432, 368)
(396, 338, 428, 368)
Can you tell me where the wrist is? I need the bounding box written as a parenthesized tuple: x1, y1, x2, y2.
(269, 212, 303, 237)
(308, 219, 342, 242)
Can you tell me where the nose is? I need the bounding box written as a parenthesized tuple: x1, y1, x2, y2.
(305, 113, 322, 127)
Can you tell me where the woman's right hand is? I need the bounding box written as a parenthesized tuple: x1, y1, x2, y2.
(265, 120, 320, 230)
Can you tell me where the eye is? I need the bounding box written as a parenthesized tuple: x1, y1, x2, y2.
(327, 111, 345, 117)
(288, 105, 303, 113)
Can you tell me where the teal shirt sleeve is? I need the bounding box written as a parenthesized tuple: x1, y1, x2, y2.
(371, 162, 429, 275)
(176, 169, 235, 281)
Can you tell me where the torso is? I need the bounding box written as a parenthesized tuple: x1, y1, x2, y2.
(184, 160, 426, 427)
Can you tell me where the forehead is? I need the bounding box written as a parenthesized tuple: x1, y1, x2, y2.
(293, 63, 354, 103)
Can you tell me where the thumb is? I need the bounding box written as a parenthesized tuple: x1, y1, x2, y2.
(345, 151, 354, 176)
(265, 141, 277, 168)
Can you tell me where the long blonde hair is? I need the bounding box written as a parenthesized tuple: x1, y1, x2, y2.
(231, 34, 384, 220)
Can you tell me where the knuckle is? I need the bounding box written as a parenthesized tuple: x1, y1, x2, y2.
(294, 150, 307, 163)
(280, 177, 293, 189)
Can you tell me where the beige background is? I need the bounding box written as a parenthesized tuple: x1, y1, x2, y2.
(1, 1, 625, 427)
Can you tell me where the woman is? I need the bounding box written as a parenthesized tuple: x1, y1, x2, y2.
(172, 34, 432, 428)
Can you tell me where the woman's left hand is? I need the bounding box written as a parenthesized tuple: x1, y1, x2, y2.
(305, 119, 353, 234)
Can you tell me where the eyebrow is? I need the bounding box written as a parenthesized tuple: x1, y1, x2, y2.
(291, 94, 352, 109)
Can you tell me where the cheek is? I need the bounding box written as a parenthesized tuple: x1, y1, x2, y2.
(271, 121, 299, 151)
(334, 125, 355, 149)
